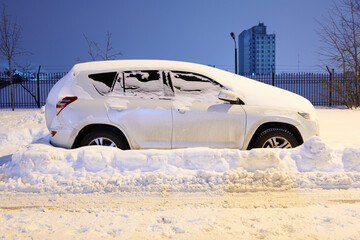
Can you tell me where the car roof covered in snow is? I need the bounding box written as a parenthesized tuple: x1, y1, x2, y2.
(71, 59, 220, 74)
(70, 60, 315, 115)
(70, 59, 251, 96)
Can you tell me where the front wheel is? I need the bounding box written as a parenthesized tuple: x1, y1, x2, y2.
(79, 127, 129, 150)
(251, 128, 299, 149)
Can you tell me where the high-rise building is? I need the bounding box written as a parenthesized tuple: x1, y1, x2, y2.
(238, 23, 275, 75)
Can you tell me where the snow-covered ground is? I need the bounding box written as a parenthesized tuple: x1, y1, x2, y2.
(0, 108, 360, 239)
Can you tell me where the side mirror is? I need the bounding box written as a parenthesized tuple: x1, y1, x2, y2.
(218, 89, 239, 103)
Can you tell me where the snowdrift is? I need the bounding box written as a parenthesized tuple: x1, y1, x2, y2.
(0, 109, 360, 193)
(1, 137, 360, 193)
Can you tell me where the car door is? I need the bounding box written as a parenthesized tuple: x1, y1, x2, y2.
(169, 71, 246, 149)
(104, 70, 173, 149)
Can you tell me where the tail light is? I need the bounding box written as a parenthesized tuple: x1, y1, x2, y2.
(56, 96, 78, 115)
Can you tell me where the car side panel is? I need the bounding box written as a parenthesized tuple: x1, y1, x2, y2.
(106, 96, 173, 149)
(172, 101, 246, 148)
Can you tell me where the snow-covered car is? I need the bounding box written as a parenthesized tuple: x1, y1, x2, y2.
(45, 60, 319, 150)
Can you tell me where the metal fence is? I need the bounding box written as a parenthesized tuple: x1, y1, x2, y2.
(0, 71, 346, 109)
(0, 72, 64, 108)
(243, 73, 332, 106)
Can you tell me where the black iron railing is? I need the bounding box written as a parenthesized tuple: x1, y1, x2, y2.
(0, 71, 356, 108)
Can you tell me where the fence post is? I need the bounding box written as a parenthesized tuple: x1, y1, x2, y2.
(272, 70, 275, 86)
(331, 69, 334, 107)
(326, 66, 333, 107)
(37, 65, 41, 108)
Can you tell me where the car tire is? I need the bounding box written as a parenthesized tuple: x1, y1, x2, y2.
(79, 127, 129, 150)
(252, 128, 299, 149)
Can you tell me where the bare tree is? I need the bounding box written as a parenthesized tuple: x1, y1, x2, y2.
(78, 31, 122, 62)
(14, 63, 39, 106)
(0, 4, 28, 111)
(317, 0, 360, 108)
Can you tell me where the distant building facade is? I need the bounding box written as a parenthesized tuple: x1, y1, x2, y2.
(238, 23, 275, 75)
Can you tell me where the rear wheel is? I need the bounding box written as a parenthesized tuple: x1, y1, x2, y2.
(252, 128, 299, 149)
(79, 127, 129, 150)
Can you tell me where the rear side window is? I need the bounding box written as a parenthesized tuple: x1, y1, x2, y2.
(89, 70, 164, 98)
(88, 72, 118, 95)
(122, 70, 163, 98)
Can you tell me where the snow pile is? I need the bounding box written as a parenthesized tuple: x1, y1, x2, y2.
(0, 108, 360, 194)
(1, 137, 360, 193)
(0, 109, 48, 157)
(316, 108, 360, 146)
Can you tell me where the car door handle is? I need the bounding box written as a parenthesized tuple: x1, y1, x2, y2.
(110, 106, 128, 112)
(177, 108, 188, 114)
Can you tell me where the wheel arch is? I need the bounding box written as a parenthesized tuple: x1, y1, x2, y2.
(72, 124, 130, 149)
(246, 122, 303, 150)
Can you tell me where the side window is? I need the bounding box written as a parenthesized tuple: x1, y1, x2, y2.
(169, 71, 223, 101)
(122, 70, 163, 98)
(88, 72, 118, 95)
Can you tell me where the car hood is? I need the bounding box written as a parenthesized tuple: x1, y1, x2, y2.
(205, 70, 317, 118)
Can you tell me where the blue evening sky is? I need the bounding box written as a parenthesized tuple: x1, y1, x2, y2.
(1, 0, 332, 73)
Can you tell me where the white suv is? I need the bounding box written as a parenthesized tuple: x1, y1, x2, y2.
(45, 60, 319, 150)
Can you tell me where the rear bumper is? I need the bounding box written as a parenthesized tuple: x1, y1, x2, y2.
(50, 129, 75, 149)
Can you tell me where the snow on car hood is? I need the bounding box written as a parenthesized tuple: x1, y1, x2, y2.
(212, 71, 316, 117)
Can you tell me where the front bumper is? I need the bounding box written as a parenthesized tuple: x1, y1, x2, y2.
(297, 119, 320, 142)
